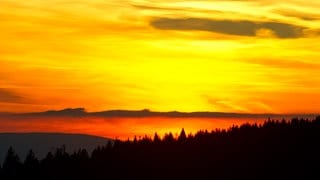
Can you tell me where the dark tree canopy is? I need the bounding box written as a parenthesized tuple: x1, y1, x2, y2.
(2, 147, 22, 179)
(24, 150, 39, 166)
(1, 117, 320, 180)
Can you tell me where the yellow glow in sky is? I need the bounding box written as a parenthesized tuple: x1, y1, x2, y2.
(1, 0, 320, 113)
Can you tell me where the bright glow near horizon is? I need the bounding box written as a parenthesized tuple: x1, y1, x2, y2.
(0, 116, 268, 140)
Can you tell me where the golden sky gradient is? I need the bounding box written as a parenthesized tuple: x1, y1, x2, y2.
(1, 0, 320, 113)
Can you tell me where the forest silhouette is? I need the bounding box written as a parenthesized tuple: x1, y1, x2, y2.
(1, 117, 320, 179)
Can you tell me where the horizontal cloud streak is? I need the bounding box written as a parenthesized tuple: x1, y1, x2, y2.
(150, 18, 305, 38)
(275, 9, 320, 21)
(245, 59, 320, 70)
(0, 88, 25, 103)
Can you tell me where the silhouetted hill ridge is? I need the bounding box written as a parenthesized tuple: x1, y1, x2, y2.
(2, 108, 317, 118)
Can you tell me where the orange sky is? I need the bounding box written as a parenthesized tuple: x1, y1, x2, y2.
(1, 0, 320, 114)
(0, 116, 268, 140)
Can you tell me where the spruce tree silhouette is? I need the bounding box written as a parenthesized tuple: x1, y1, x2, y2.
(178, 128, 187, 143)
(2, 147, 22, 179)
(153, 132, 161, 143)
(24, 149, 39, 178)
(24, 149, 39, 167)
(163, 132, 174, 144)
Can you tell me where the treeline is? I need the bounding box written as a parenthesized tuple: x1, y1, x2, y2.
(1, 117, 320, 180)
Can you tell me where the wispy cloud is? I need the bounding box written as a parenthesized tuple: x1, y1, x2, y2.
(245, 59, 320, 70)
(0, 88, 25, 103)
(274, 8, 320, 21)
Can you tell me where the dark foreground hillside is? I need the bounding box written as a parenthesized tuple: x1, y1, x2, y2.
(1, 117, 320, 180)
(0, 133, 112, 163)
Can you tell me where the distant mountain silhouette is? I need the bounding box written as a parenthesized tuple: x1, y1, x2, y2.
(0, 133, 112, 163)
(21, 108, 87, 117)
(2, 108, 317, 118)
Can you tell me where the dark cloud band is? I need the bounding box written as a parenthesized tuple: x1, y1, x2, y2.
(0, 88, 25, 103)
(150, 18, 304, 38)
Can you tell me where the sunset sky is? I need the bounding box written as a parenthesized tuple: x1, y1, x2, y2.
(1, 0, 320, 114)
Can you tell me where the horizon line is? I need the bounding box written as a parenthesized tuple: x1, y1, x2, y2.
(1, 107, 319, 118)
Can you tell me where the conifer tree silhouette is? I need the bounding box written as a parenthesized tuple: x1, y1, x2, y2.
(2, 147, 22, 178)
